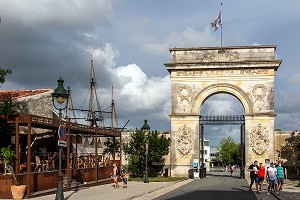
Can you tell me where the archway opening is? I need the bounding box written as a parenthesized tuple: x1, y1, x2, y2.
(200, 93, 245, 178)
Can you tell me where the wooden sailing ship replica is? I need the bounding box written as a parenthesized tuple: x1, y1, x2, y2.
(0, 59, 122, 198)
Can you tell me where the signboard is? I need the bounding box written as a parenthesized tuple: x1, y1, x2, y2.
(193, 159, 199, 178)
(58, 140, 67, 147)
(58, 125, 67, 147)
(58, 125, 66, 141)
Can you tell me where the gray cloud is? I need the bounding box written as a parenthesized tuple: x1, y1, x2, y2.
(0, 0, 299, 140)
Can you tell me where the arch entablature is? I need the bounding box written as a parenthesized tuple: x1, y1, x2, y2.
(191, 83, 253, 116)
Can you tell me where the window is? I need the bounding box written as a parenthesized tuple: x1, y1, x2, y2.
(204, 141, 210, 146)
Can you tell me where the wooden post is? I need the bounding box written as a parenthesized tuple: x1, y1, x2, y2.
(66, 127, 71, 187)
(26, 116, 31, 195)
(15, 117, 20, 174)
(95, 132, 98, 182)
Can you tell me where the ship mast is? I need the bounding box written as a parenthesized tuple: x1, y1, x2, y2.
(87, 59, 103, 127)
(90, 59, 96, 127)
(111, 85, 115, 130)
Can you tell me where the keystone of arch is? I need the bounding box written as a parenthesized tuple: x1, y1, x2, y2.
(191, 83, 254, 115)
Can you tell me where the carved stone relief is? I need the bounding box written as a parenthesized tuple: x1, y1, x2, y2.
(200, 50, 240, 62)
(225, 51, 240, 61)
(176, 69, 269, 77)
(267, 87, 274, 110)
(177, 85, 193, 112)
(250, 124, 270, 155)
(252, 84, 267, 111)
(202, 51, 216, 62)
(176, 125, 194, 156)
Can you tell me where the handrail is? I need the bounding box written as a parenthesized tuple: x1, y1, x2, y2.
(0, 114, 121, 136)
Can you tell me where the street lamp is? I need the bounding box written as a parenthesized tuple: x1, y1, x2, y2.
(52, 77, 69, 200)
(142, 119, 150, 183)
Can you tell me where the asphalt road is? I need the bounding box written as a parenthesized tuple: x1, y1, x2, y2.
(154, 174, 257, 200)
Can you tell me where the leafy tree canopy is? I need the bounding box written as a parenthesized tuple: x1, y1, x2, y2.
(217, 137, 241, 165)
(0, 67, 12, 86)
(280, 132, 300, 166)
(103, 137, 120, 160)
(0, 100, 15, 148)
(123, 129, 171, 177)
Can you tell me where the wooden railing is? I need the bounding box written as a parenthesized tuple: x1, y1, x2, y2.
(0, 114, 121, 136)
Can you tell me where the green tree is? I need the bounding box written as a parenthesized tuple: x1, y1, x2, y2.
(148, 130, 171, 176)
(217, 137, 240, 165)
(123, 129, 171, 177)
(211, 152, 223, 167)
(0, 67, 12, 86)
(280, 132, 300, 166)
(0, 100, 15, 149)
(103, 137, 120, 161)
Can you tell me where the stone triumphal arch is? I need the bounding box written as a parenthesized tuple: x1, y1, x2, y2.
(164, 45, 282, 177)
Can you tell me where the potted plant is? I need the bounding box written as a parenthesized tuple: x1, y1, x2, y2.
(0, 147, 26, 200)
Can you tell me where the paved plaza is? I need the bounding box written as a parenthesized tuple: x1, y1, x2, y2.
(1, 171, 299, 200)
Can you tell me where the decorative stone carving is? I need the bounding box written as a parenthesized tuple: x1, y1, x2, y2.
(178, 85, 192, 102)
(250, 124, 270, 155)
(240, 69, 268, 75)
(202, 51, 216, 62)
(177, 85, 192, 112)
(176, 125, 194, 156)
(176, 69, 269, 77)
(252, 84, 267, 110)
(200, 50, 240, 62)
(252, 84, 267, 101)
(267, 87, 274, 110)
(225, 51, 240, 61)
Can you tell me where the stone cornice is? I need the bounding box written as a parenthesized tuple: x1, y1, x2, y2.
(165, 60, 282, 71)
(169, 45, 277, 51)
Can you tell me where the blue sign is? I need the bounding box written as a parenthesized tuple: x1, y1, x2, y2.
(58, 125, 66, 141)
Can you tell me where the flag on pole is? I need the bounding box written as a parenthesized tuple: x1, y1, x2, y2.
(211, 10, 222, 32)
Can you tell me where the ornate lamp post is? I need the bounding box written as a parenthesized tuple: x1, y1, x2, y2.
(52, 77, 69, 200)
(142, 119, 150, 183)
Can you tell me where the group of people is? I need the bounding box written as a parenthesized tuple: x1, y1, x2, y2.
(111, 163, 129, 189)
(248, 160, 284, 195)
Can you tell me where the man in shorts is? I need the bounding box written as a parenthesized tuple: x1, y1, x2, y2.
(267, 162, 278, 195)
(258, 162, 266, 191)
(248, 160, 260, 194)
(276, 162, 284, 192)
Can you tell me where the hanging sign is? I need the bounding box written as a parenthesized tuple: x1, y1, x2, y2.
(58, 125, 67, 147)
(58, 125, 66, 141)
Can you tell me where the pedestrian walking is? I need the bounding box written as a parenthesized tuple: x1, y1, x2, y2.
(267, 162, 278, 195)
(258, 162, 265, 191)
(121, 166, 129, 188)
(248, 160, 260, 194)
(276, 162, 284, 192)
(112, 163, 119, 188)
(230, 165, 234, 176)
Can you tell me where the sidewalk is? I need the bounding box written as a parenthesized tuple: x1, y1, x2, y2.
(253, 179, 300, 200)
(24, 179, 192, 200)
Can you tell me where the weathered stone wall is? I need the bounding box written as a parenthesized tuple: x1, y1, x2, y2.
(165, 45, 281, 177)
(274, 130, 293, 162)
(13, 90, 53, 134)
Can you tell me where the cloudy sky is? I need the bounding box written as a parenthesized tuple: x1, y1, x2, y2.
(1, 0, 300, 146)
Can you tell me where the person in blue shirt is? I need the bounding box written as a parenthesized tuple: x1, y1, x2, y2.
(276, 162, 284, 191)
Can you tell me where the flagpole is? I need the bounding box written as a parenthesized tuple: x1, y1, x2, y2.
(221, 3, 223, 47)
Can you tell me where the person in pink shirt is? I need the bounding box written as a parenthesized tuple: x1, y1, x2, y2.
(112, 163, 119, 188)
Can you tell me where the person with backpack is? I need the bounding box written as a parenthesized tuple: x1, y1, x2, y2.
(112, 163, 119, 188)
